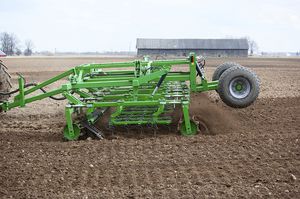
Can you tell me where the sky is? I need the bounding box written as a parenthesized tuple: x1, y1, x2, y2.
(0, 0, 299, 52)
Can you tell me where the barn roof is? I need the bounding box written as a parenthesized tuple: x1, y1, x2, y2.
(0, 50, 6, 56)
(136, 38, 249, 50)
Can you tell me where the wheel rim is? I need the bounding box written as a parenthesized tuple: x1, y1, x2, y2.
(229, 77, 251, 99)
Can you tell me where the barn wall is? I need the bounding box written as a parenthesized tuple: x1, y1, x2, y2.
(137, 49, 248, 57)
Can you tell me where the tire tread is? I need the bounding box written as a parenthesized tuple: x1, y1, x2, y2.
(0, 61, 12, 102)
(218, 65, 260, 108)
(212, 62, 240, 81)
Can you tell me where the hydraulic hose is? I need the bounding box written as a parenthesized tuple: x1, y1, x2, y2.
(0, 83, 36, 95)
(0, 83, 66, 101)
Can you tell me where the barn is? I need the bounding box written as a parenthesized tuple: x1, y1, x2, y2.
(0, 50, 6, 57)
(136, 38, 249, 57)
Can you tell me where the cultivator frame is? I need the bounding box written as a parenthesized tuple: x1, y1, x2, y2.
(1, 53, 219, 140)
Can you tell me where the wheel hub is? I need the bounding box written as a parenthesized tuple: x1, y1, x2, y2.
(235, 83, 243, 91)
(229, 77, 251, 99)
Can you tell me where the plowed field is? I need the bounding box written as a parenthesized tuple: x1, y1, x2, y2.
(1, 57, 299, 198)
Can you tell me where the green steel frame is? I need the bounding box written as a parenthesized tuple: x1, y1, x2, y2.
(0, 52, 219, 140)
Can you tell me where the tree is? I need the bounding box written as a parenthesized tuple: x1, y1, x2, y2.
(245, 37, 258, 56)
(0, 32, 19, 56)
(15, 48, 22, 56)
(24, 40, 34, 56)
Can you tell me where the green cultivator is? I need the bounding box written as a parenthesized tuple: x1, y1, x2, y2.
(0, 53, 260, 140)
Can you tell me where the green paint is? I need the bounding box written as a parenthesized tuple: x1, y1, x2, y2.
(235, 83, 243, 91)
(63, 123, 81, 141)
(180, 120, 198, 136)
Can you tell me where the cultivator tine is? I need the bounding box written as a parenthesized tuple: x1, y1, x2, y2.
(145, 123, 153, 135)
(166, 124, 172, 133)
(153, 124, 158, 137)
(138, 125, 144, 136)
(124, 125, 130, 134)
(107, 124, 115, 137)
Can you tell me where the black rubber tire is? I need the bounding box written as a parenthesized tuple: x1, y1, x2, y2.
(0, 61, 12, 102)
(212, 62, 240, 81)
(218, 65, 260, 108)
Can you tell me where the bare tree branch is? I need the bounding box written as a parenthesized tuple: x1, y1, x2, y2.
(0, 32, 19, 56)
(24, 40, 34, 56)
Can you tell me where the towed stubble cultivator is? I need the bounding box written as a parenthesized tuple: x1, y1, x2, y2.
(0, 53, 260, 140)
